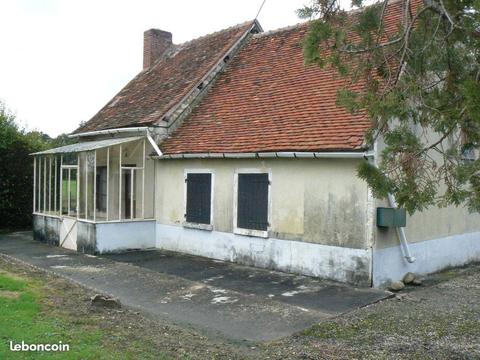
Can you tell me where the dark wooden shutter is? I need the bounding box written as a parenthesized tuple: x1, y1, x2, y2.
(237, 173, 269, 231)
(186, 173, 212, 224)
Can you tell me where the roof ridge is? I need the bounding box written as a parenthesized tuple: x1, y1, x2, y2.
(175, 20, 255, 49)
(147, 20, 255, 72)
(253, 21, 308, 38)
(253, 0, 408, 39)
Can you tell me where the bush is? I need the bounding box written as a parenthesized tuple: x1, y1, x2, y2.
(0, 103, 52, 230)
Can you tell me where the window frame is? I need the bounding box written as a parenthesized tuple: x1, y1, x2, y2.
(183, 169, 214, 231)
(61, 164, 79, 218)
(233, 168, 271, 238)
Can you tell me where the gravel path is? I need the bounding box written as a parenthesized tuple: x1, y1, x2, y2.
(264, 264, 480, 359)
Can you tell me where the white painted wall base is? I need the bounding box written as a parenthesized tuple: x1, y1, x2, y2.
(155, 224, 372, 285)
(373, 231, 480, 287)
(96, 221, 156, 253)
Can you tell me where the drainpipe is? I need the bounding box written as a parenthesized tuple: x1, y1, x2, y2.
(146, 130, 162, 157)
(370, 143, 415, 264)
(387, 193, 416, 263)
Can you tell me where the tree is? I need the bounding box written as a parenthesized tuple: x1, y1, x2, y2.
(0, 103, 44, 229)
(0, 101, 76, 230)
(298, 0, 480, 213)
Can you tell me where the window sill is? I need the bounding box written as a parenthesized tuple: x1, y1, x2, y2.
(233, 227, 269, 238)
(182, 222, 213, 231)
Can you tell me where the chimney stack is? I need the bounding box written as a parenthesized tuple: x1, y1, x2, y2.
(143, 29, 172, 70)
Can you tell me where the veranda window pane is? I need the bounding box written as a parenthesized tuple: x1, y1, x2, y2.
(48, 157, 55, 214)
(41, 156, 46, 213)
(40, 157, 48, 213)
(78, 152, 86, 219)
(61, 167, 78, 217)
(122, 140, 143, 166)
(134, 168, 143, 219)
(95, 148, 108, 221)
(121, 169, 133, 220)
(63, 152, 77, 165)
(108, 145, 120, 221)
(69, 168, 78, 216)
(86, 151, 95, 221)
(55, 156, 61, 214)
(35, 157, 42, 213)
(61, 168, 68, 215)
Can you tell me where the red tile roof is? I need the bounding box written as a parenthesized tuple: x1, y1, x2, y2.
(160, 0, 420, 155)
(74, 21, 254, 134)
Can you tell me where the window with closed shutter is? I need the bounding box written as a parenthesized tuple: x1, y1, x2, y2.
(185, 173, 212, 224)
(237, 173, 269, 231)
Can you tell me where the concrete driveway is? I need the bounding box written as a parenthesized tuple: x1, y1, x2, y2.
(0, 232, 389, 341)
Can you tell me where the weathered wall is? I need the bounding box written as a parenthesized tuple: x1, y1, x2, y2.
(95, 220, 156, 253)
(372, 130, 480, 286)
(156, 223, 372, 285)
(33, 214, 60, 246)
(154, 158, 372, 285)
(373, 231, 480, 287)
(76, 221, 96, 254)
(374, 128, 480, 250)
(373, 196, 480, 286)
(374, 199, 480, 249)
(155, 158, 370, 248)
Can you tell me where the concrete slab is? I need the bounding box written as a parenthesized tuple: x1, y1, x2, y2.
(0, 232, 390, 341)
(105, 250, 387, 315)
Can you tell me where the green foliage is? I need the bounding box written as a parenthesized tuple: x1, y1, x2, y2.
(303, 20, 333, 65)
(0, 101, 75, 230)
(358, 161, 394, 198)
(0, 272, 139, 359)
(336, 89, 360, 113)
(300, 0, 480, 213)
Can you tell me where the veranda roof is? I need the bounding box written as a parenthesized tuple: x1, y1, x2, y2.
(31, 136, 144, 155)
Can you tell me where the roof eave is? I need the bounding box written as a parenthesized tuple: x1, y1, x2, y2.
(153, 150, 373, 160)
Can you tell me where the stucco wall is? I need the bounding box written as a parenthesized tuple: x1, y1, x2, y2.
(155, 158, 370, 249)
(33, 214, 60, 246)
(374, 130, 480, 250)
(77, 220, 96, 254)
(371, 129, 480, 286)
(95, 220, 156, 253)
(374, 198, 480, 249)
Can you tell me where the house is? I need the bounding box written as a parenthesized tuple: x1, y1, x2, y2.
(32, 0, 480, 287)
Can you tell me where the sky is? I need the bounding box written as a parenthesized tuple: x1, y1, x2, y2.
(0, 0, 349, 137)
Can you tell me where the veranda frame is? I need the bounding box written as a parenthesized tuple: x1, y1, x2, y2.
(33, 138, 150, 223)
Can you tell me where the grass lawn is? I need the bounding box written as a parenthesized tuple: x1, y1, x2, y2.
(0, 268, 168, 359)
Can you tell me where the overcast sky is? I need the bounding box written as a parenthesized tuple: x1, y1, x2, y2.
(0, 0, 350, 137)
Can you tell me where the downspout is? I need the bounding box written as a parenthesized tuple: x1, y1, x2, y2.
(386, 193, 416, 263)
(146, 130, 162, 157)
(370, 138, 416, 264)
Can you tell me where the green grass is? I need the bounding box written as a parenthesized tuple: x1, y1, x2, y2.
(0, 271, 164, 359)
(0, 274, 28, 291)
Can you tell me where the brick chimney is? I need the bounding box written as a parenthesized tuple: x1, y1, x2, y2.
(143, 29, 172, 70)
